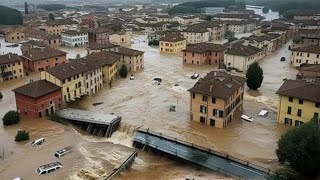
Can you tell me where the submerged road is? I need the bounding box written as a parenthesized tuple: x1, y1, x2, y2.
(134, 130, 270, 180)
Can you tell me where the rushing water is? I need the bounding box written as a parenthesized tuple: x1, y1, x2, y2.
(0, 11, 295, 179)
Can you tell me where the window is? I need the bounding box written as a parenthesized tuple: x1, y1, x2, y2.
(212, 97, 216, 104)
(316, 103, 320, 108)
(297, 109, 302, 117)
(200, 117, 206, 123)
(295, 120, 304, 127)
(200, 106, 207, 113)
(289, 97, 293, 102)
(314, 112, 319, 119)
(210, 119, 215, 127)
(284, 118, 292, 126)
(202, 96, 207, 102)
(299, 99, 303, 104)
(192, 93, 195, 99)
(287, 106, 291, 114)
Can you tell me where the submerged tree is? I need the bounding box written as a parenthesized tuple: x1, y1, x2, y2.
(119, 64, 128, 78)
(263, 7, 270, 13)
(246, 62, 263, 90)
(15, 130, 30, 142)
(2, 110, 20, 125)
(49, 13, 55, 20)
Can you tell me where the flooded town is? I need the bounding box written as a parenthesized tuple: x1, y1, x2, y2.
(0, 0, 320, 180)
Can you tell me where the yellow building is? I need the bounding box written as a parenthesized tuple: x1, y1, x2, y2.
(188, 71, 246, 128)
(4, 27, 28, 43)
(290, 45, 320, 67)
(0, 53, 24, 81)
(45, 19, 78, 35)
(276, 79, 320, 127)
(86, 51, 120, 84)
(159, 33, 186, 53)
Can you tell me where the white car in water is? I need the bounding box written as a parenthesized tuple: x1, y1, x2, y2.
(31, 137, 45, 146)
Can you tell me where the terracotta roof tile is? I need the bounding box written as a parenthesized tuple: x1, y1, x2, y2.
(13, 80, 61, 98)
(183, 43, 224, 53)
(291, 45, 320, 54)
(22, 47, 66, 61)
(0, 53, 22, 65)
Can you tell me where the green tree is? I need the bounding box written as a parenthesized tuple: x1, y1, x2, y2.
(262, 7, 270, 13)
(224, 30, 235, 39)
(0, 5, 23, 25)
(119, 64, 128, 78)
(276, 119, 320, 178)
(25, 2, 29, 14)
(205, 15, 213, 21)
(267, 168, 298, 180)
(37, 4, 66, 11)
(49, 13, 55, 20)
(246, 62, 263, 90)
(228, 36, 238, 42)
(2, 110, 20, 126)
(15, 130, 30, 142)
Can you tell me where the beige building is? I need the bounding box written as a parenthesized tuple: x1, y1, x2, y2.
(181, 25, 210, 44)
(290, 45, 320, 67)
(44, 19, 78, 35)
(159, 33, 186, 53)
(296, 65, 320, 79)
(276, 79, 320, 127)
(117, 47, 144, 72)
(0, 53, 24, 81)
(86, 43, 120, 55)
(4, 27, 28, 43)
(188, 71, 246, 128)
(86, 51, 120, 84)
(109, 31, 132, 47)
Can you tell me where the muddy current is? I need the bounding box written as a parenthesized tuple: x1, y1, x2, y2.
(0, 14, 296, 180)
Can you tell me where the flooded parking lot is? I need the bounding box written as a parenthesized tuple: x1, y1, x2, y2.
(0, 32, 295, 180)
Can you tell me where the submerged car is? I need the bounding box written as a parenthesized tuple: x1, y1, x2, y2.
(36, 162, 62, 175)
(191, 73, 199, 79)
(130, 75, 134, 80)
(31, 137, 45, 146)
(280, 57, 286, 61)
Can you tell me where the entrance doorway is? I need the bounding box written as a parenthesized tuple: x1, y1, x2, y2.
(200, 117, 206, 124)
(50, 106, 54, 114)
(46, 109, 49, 116)
(210, 119, 215, 127)
(38, 111, 42, 118)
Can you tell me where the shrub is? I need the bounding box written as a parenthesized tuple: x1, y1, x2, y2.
(263, 7, 270, 13)
(15, 130, 30, 142)
(119, 64, 128, 78)
(267, 168, 298, 180)
(0, 92, 3, 99)
(2, 110, 20, 126)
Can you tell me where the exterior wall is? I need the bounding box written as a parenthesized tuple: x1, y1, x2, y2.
(41, 71, 85, 103)
(120, 54, 144, 72)
(159, 40, 187, 53)
(22, 55, 66, 72)
(189, 86, 244, 128)
(43, 38, 61, 48)
(84, 67, 103, 95)
(208, 26, 224, 41)
(45, 24, 78, 35)
(297, 70, 320, 79)
(88, 32, 110, 44)
(102, 62, 118, 84)
(0, 61, 24, 81)
(61, 33, 89, 48)
(15, 90, 62, 118)
(183, 51, 224, 66)
(227, 24, 246, 34)
(87, 47, 119, 55)
(224, 52, 263, 72)
(181, 32, 210, 44)
(5, 31, 27, 43)
(109, 33, 131, 47)
(292, 38, 320, 48)
(277, 95, 320, 127)
(290, 51, 320, 67)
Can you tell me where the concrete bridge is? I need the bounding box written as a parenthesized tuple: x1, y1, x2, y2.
(56, 108, 121, 137)
(133, 129, 271, 180)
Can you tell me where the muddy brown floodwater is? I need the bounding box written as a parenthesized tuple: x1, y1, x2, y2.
(0, 33, 295, 180)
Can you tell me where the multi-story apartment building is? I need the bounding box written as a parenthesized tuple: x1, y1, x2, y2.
(45, 19, 78, 35)
(86, 43, 120, 55)
(13, 80, 62, 118)
(182, 43, 224, 66)
(109, 31, 132, 47)
(4, 26, 28, 43)
(42, 35, 61, 48)
(0, 53, 24, 81)
(188, 71, 246, 128)
(86, 51, 120, 84)
(296, 65, 320, 80)
(276, 79, 320, 127)
(181, 26, 210, 44)
(41, 59, 103, 103)
(61, 30, 89, 48)
(117, 47, 144, 72)
(198, 22, 225, 41)
(290, 45, 320, 67)
(87, 28, 110, 44)
(159, 33, 186, 53)
(21, 47, 67, 72)
(224, 45, 263, 72)
(292, 30, 320, 48)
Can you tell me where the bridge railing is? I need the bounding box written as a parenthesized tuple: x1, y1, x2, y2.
(137, 128, 272, 175)
(104, 150, 138, 180)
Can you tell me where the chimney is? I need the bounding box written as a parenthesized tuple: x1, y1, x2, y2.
(8, 54, 11, 59)
(210, 84, 213, 92)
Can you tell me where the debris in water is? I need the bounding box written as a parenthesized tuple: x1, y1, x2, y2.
(92, 102, 104, 106)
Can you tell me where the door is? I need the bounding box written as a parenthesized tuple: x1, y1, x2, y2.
(200, 117, 206, 124)
(50, 106, 55, 114)
(45, 109, 49, 116)
(210, 119, 215, 127)
(38, 111, 42, 118)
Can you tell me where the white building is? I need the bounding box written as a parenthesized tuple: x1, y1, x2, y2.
(224, 45, 264, 72)
(109, 31, 132, 47)
(61, 30, 88, 48)
(181, 26, 210, 44)
(84, 66, 103, 95)
(290, 45, 320, 67)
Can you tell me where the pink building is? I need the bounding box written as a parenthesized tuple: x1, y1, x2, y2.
(21, 47, 67, 72)
(182, 43, 225, 66)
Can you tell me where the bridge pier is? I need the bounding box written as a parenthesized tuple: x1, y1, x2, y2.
(86, 123, 93, 134)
